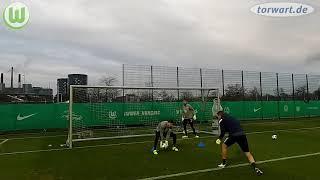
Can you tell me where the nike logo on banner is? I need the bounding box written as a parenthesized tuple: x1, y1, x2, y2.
(17, 113, 37, 121)
(254, 107, 261, 112)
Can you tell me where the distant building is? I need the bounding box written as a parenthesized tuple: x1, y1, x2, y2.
(0, 71, 53, 103)
(23, 84, 33, 94)
(0, 83, 4, 91)
(0, 73, 5, 91)
(57, 78, 68, 95)
(33, 87, 53, 96)
(57, 78, 68, 102)
(0, 84, 53, 103)
(55, 74, 88, 102)
(68, 74, 88, 86)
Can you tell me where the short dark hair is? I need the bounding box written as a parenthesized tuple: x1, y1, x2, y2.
(217, 111, 224, 116)
(168, 120, 174, 124)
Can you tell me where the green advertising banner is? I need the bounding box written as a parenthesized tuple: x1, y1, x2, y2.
(0, 100, 319, 132)
(221, 101, 320, 120)
(72, 102, 214, 127)
(0, 103, 68, 131)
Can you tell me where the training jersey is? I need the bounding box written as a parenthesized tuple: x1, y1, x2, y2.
(182, 104, 194, 119)
(218, 114, 245, 139)
(156, 121, 172, 140)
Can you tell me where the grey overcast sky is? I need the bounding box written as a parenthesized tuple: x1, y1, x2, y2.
(0, 0, 319, 93)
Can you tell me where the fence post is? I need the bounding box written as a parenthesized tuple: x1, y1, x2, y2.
(200, 68, 203, 88)
(241, 71, 245, 120)
(241, 71, 244, 98)
(150, 65, 154, 87)
(122, 64, 125, 101)
(200, 68, 203, 101)
(222, 70, 225, 97)
(292, 74, 295, 119)
(306, 74, 310, 118)
(260, 72, 264, 120)
(306, 74, 309, 101)
(276, 73, 280, 120)
(151, 65, 154, 101)
(177, 67, 180, 99)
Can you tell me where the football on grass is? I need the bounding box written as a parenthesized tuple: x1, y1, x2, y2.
(272, 134, 277, 140)
(160, 141, 168, 149)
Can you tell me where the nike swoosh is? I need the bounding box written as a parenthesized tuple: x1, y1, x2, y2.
(17, 113, 37, 121)
(254, 108, 261, 112)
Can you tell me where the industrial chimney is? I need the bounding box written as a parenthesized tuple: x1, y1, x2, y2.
(18, 74, 21, 88)
(0, 73, 4, 91)
(10, 67, 13, 88)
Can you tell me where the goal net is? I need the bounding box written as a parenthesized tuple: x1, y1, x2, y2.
(67, 86, 220, 148)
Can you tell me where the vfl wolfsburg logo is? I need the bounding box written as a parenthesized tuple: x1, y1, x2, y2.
(109, 111, 117, 119)
(3, 2, 30, 29)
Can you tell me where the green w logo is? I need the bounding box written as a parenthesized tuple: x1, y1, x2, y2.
(8, 7, 26, 23)
(3, 2, 30, 29)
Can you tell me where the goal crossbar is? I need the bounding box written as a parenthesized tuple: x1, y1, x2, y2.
(69, 85, 219, 91)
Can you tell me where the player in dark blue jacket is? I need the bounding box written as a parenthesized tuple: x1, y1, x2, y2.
(216, 111, 263, 176)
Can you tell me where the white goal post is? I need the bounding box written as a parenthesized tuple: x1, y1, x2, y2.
(67, 85, 221, 148)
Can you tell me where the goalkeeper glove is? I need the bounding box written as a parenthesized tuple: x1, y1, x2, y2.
(216, 139, 221, 145)
(181, 117, 184, 122)
(193, 114, 197, 120)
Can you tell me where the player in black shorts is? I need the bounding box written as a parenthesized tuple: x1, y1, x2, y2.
(215, 111, 263, 176)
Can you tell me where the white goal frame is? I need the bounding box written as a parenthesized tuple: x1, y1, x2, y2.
(67, 85, 220, 148)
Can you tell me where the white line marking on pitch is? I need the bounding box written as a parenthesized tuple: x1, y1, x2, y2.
(137, 152, 320, 180)
(201, 126, 320, 136)
(1, 125, 320, 142)
(247, 126, 320, 135)
(0, 139, 9, 145)
(0, 136, 212, 156)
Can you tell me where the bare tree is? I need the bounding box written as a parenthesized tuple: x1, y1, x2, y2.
(311, 88, 320, 100)
(99, 75, 119, 102)
(295, 86, 307, 100)
(100, 75, 118, 86)
(154, 90, 176, 101)
(224, 84, 245, 101)
(246, 87, 260, 100)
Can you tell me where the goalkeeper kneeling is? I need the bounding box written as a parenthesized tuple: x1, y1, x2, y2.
(153, 120, 179, 155)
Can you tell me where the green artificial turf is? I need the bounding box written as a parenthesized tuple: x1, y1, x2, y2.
(0, 118, 320, 180)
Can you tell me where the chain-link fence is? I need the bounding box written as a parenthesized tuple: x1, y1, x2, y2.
(123, 64, 320, 120)
(123, 64, 320, 101)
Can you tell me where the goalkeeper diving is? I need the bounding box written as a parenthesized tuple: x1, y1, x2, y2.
(152, 120, 179, 155)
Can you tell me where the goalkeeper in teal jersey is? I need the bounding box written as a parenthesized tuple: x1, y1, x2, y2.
(152, 120, 179, 155)
(182, 99, 199, 138)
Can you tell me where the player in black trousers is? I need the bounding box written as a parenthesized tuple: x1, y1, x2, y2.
(181, 99, 199, 138)
(216, 111, 263, 176)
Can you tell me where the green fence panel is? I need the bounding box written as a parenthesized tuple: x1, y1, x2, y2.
(221, 101, 244, 120)
(0, 104, 15, 131)
(0, 101, 319, 132)
(306, 101, 320, 117)
(261, 101, 278, 119)
(278, 101, 294, 118)
(243, 101, 263, 120)
(72, 102, 214, 127)
(0, 103, 68, 131)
